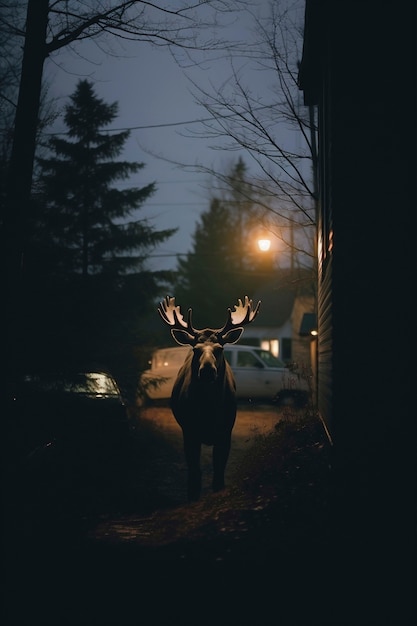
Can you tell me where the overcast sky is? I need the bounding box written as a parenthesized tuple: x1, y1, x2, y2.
(43, 1, 302, 272)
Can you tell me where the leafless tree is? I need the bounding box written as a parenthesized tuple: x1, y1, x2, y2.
(145, 1, 317, 269)
(0, 0, 247, 383)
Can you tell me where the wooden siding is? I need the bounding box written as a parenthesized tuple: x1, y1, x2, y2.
(317, 250, 332, 432)
(316, 48, 333, 432)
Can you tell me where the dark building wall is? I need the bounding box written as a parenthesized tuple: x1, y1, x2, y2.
(301, 1, 415, 442)
(299, 2, 415, 621)
(328, 5, 414, 454)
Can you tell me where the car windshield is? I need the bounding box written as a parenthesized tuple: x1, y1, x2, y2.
(153, 349, 190, 369)
(21, 372, 119, 396)
(253, 350, 286, 368)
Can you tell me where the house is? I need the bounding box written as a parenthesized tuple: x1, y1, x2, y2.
(242, 278, 316, 369)
(298, 1, 415, 622)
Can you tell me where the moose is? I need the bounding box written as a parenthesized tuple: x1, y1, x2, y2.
(158, 295, 261, 501)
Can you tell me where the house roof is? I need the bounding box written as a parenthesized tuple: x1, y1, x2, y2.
(251, 283, 296, 328)
(298, 0, 326, 106)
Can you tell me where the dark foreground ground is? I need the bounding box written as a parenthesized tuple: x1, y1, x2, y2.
(2, 405, 415, 626)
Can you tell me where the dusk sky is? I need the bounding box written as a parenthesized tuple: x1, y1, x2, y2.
(43, 1, 303, 272)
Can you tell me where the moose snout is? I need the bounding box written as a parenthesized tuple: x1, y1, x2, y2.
(198, 361, 218, 382)
(195, 344, 220, 382)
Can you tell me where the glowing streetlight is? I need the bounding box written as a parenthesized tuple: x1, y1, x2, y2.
(257, 238, 271, 252)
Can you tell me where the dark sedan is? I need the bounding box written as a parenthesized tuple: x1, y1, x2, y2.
(4, 369, 130, 516)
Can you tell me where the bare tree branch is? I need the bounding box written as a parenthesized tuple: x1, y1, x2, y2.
(0, 0, 250, 382)
(155, 1, 318, 231)
(45, 1, 248, 54)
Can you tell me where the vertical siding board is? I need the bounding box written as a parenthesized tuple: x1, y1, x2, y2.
(317, 254, 333, 430)
(316, 43, 334, 433)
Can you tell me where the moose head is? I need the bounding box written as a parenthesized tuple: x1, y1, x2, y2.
(158, 296, 261, 383)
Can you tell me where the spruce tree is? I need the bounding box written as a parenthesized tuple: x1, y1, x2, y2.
(28, 79, 176, 363)
(174, 198, 259, 328)
(173, 159, 280, 327)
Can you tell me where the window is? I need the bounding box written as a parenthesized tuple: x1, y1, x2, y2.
(224, 350, 232, 365)
(236, 351, 263, 368)
(281, 338, 292, 362)
(261, 339, 279, 357)
(255, 350, 286, 368)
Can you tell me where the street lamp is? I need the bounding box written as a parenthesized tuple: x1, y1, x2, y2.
(257, 237, 271, 252)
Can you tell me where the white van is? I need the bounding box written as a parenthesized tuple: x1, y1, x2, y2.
(139, 344, 310, 405)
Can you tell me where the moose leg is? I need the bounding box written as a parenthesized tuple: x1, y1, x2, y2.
(212, 434, 231, 492)
(183, 432, 202, 501)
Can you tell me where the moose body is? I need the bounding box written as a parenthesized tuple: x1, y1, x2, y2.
(158, 296, 260, 501)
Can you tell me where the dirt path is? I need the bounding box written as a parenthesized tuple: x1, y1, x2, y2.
(84, 402, 288, 547)
(137, 402, 284, 502)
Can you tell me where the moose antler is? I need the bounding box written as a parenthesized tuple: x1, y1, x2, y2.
(158, 295, 260, 339)
(219, 296, 261, 334)
(158, 296, 195, 332)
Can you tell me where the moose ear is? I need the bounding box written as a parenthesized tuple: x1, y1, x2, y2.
(171, 329, 197, 346)
(220, 327, 244, 345)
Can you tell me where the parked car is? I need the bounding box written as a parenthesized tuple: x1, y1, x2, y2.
(4, 369, 130, 514)
(139, 345, 310, 405)
(6, 369, 129, 456)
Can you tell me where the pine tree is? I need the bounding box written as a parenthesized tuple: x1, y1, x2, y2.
(27, 79, 176, 362)
(174, 198, 259, 328)
(36, 79, 174, 279)
(173, 158, 283, 327)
